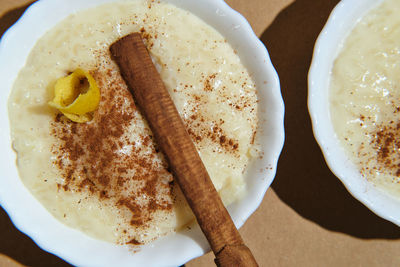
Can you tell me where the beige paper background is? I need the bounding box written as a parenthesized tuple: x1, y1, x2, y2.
(1, 0, 400, 266)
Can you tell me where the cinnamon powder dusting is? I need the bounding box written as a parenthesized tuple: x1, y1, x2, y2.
(356, 109, 400, 182)
(50, 60, 174, 245)
(368, 121, 400, 177)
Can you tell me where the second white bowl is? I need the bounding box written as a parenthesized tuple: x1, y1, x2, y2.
(308, 0, 400, 227)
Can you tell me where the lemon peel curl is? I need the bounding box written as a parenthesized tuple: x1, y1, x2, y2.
(48, 69, 100, 123)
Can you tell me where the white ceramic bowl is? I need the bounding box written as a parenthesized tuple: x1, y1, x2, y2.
(0, 0, 284, 266)
(308, 0, 400, 227)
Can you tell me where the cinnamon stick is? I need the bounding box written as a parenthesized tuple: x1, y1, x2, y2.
(110, 33, 258, 267)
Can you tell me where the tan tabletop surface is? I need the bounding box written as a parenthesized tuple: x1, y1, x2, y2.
(1, 0, 400, 266)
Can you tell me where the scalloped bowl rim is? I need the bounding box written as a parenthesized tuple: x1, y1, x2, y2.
(0, 0, 284, 266)
(308, 0, 400, 227)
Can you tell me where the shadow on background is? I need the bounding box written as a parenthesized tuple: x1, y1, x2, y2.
(0, 1, 34, 37)
(0, 208, 70, 266)
(262, 0, 400, 238)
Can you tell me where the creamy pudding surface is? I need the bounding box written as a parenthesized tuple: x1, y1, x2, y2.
(8, 0, 259, 245)
(330, 0, 400, 197)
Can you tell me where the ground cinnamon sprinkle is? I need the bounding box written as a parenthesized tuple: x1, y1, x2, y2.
(127, 238, 142, 245)
(369, 122, 400, 177)
(50, 59, 174, 245)
(204, 73, 217, 92)
(356, 109, 400, 180)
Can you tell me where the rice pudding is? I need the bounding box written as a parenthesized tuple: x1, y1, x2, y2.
(8, 0, 259, 245)
(330, 0, 400, 198)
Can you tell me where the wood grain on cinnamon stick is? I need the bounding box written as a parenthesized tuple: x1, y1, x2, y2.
(110, 33, 258, 267)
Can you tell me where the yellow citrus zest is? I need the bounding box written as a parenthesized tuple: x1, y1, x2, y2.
(48, 68, 100, 123)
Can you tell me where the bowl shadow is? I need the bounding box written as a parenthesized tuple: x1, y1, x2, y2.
(0, 1, 35, 38)
(262, 0, 400, 239)
(0, 207, 71, 266)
